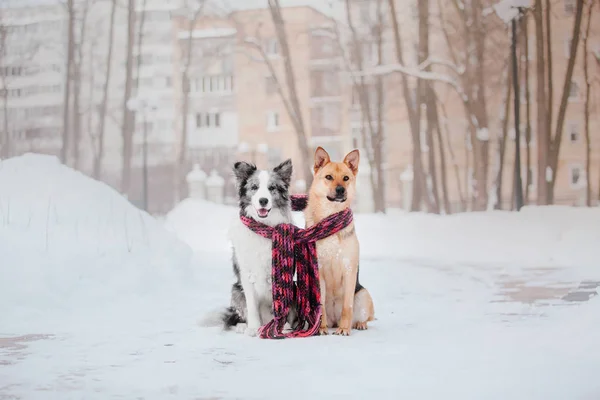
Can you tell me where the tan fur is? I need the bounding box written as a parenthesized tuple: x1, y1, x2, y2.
(305, 147, 375, 336)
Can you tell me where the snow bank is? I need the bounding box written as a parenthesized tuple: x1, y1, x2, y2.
(166, 199, 600, 280)
(0, 154, 194, 326)
(357, 206, 600, 278)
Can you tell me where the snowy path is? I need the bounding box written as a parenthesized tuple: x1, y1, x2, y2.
(2, 253, 599, 400)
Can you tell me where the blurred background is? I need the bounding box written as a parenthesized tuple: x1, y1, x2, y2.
(0, 0, 598, 214)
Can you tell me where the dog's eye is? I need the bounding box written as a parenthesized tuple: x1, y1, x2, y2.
(343, 176, 349, 181)
(268, 186, 276, 191)
(325, 175, 333, 181)
(250, 185, 258, 191)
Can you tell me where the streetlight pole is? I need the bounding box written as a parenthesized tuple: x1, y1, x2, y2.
(512, 9, 524, 211)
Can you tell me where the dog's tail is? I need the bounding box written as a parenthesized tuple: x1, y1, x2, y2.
(221, 306, 245, 330)
(197, 307, 245, 330)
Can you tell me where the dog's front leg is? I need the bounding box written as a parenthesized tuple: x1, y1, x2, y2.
(319, 276, 329, 335)
(334, 260, 358, 336)
(240, 273, 261, 337)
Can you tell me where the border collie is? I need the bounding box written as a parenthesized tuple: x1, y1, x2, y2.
(221, 159, 296, 336)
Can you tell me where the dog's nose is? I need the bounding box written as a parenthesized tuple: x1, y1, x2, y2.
(259, 197, 269, 207)
(335, 186, 345, 196)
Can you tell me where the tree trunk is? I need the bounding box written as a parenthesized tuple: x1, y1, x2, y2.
(0, 24, 9, 158)
(523, 14, 532, 203)
(0, 88, 8, 159)
(545, 0, 553, 143)
(72, 5, 89, 170)
(61, 0, 75, 165)
(583, 1, 593, 206)
(388, 0, 426, 212)
(419, 0, 440, 214)
(372, 1, 386, 213)
(438, 98, 466, 210)
(94, 0, 117, 179)
(548, 0, 585, 202)
(533, 0, 549, 204)
(121, 0, 136, 194)
(470, 0, 490, 211)
(268, 0, 312, 187)
(342, 0, 384, 212)
(494, 66, 512, 210)
(512, 17, 524, 211)
(432, 102, 451, 214)
(177, 12, 196, 202)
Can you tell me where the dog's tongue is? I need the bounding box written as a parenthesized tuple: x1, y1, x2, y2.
(258, 208, 269, 217)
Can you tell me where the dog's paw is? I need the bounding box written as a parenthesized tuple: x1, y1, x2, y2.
(353, 321, 368, 331)
(318, 326, 329, 335)
(333, 327, 351, 336)
(235, 323, 248, 334)
(244, 326, 258, 337)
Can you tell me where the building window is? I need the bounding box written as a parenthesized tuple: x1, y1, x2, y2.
(569, 164, 583, 188)
(267, 111, 279, 131)
(565, 36, 572, 57)
(267, 148, 282, 168)
(526, 166, 536, 191)
(564, 0, 575, 14)
(194, 75, 233, 94)
(568, 121, 579, 143)
(351, 124, 363, 148)
(196, 112, 221, 128)
(420, 129, 429, 153)
(265, 38, 279, 57)
(568, 81, 579, 100)
(265, 75, 277, 95)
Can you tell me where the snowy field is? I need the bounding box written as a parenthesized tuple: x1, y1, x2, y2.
(1, 154, 600, 399)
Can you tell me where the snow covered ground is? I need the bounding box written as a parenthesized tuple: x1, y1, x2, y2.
(1, 154, 599, 399)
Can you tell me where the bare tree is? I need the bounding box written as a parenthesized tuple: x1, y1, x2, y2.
(237, 1, 312, 186)
(0, 17, 10, 159)
(388, 0, 427, 211)
(175, 0, 207, 201)
(533, 0, 549, 204)
(491, 66, 512, 210)
(93, 0, 117, 179)
(71, 1, 94, 169)
(266, 0, 312, 186)
(342, 0, 386, 212)
(582, 0, 594, 206)
(61, 0, 76, 164)
(120, 0, 136, 193)
(547, 0, 585, 202)
(438, 97, 466, 209)
(522, 13, 532, 202)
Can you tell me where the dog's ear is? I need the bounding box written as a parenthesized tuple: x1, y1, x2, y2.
(314, 147, 330, 173)
(233, 161, 257, 183)
(273, 159, 293, 186)
(343, 149, 360, 175)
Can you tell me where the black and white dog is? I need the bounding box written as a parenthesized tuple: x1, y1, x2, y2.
(221, 159, 297, 336)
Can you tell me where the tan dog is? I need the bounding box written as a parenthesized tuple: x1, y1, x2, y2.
(305, 147, 375, 336)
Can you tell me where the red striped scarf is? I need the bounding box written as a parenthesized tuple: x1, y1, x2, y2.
(240, 194, 353, 339)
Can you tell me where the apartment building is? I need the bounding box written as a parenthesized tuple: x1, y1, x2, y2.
(232, 6, 349, 188)
(0, 0, 66, 158)
(171, 9, 238, 202)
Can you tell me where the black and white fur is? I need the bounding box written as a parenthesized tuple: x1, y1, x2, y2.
(222, 159, 295, 336)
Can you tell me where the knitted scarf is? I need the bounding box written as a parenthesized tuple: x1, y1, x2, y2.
(240, 194, 353, 339)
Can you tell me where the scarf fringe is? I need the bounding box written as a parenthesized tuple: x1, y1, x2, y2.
(258, 307, 322, 339)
